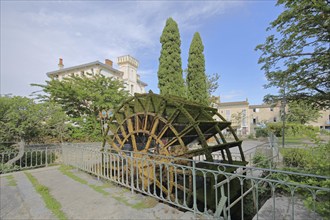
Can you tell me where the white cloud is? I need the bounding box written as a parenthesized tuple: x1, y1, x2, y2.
(0, 1, 245, 97)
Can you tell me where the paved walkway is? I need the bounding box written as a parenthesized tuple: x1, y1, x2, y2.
(0, 166, 195, 220)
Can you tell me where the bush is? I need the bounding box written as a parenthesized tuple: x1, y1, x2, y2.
(282, 148, 307, 168)
(278, 142, 330, 218)
(252, 152, 271, 168)
(0, 164, 20, 174)
(255, 128, 268, 138)
(266, 122, 319, 138)
(247, 133, 255, 139)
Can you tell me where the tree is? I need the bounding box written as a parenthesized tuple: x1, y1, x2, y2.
(186, 32, 209, 105)
(184, 70, 220, 100)
(206, 73, 220, 96)
(256, 0, 330, 109)
(32, 73, 129, 141)
(0, 96, 68, 144)
(158, 17, 185, 97)
(287, 101, 321, 124)
(32, 73, 129, 118)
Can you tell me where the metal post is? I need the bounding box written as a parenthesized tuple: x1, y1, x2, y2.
(45, 147, 48, 167)
(130, 151, 134, 194)
(282, 82, 286, 148)
(192, 160, 197, 216)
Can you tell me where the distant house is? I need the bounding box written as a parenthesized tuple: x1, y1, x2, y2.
(46, 55, 147, 95)
(217, 100, 250, 135)
(249, 103, 282, 126)
(214, 96, 330, 135)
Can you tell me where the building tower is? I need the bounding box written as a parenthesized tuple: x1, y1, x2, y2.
(117, 55, 139, 94)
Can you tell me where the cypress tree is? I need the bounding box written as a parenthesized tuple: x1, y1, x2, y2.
(157, 18, 185, 97)
(187, 32, 208, 105)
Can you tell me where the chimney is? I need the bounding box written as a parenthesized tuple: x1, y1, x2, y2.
(58, 58, 64, 69)
(105, 59, 113, 67)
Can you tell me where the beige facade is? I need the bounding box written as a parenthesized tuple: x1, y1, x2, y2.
(308, 109, 330, 130)
(217, 100, 250, 135)
(249, 104, 281, 124)
(46, 55, 147, 95)
(216, 99, 329, 135)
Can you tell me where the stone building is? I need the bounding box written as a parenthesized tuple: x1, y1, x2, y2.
(46, 55, 147, 95)
(217, 100, 250, 135)
(307, 109, 330, 130)
(215, 97, 329, 135)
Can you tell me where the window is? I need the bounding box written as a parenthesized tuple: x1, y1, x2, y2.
(274, 117, 277, 122)
(253, 118, 257, 124)
(270, 108, 274, 111)
(253, 108, 260, 113)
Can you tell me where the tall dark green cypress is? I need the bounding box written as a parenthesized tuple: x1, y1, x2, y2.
(187, 32, 208, 105)
(157, 18, 185, 97)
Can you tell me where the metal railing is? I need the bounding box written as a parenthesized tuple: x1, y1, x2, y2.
(0, 147, 62, 174)
(62, 144, 330, 220)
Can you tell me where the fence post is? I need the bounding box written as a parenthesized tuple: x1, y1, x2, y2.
(192, 160, 197, 216)
(130, 151, 134, 194)
(45, 147, 48, 167)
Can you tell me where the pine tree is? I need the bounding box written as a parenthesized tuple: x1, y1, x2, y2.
(187, 32, 209, 105)
(158, 18, 185, 97)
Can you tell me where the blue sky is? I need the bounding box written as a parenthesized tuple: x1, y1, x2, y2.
(1, 1, 283, 104)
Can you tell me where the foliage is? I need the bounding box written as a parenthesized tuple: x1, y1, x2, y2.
(32, 73, 129, 118)
(287, 101, 321, 124)
(206, 73, 220, 96)
(247, 133, 255, 139)
(32, 73, 129, 141)
(0, 164, 20, 174)
(256, 0, 330, 109)
(186, 32, 209, 105)
(68, 116, 103, 142)
(255, 127, 269, 138)
(281, 143, 330, 176)
(158, 17, 185, 97)
(276, 143, 330, 218)
(252, 152, 272, 168)
(0, 96, 68, 143)
(281, 148, 307, 168)
(266, 122, 319, 137)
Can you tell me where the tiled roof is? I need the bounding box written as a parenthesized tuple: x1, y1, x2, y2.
(249, 103, 280, 108)
(46, 61, 123, 77)
(219, 101, 249, 107)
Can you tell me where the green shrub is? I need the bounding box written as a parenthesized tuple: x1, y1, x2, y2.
(252, 152, 271, 168)
(247, 133, 255, 139)
(278, 142, 330, 218)
(267, 122, 319, 138)
(282, 148, 307, 168)
(255, 128, 268, 138)
(0, 164, 20, 174)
